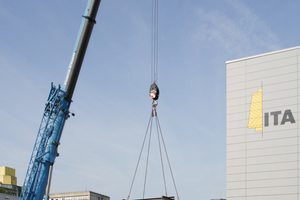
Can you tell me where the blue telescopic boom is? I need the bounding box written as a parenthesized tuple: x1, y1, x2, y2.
(20, 1, 101, 200)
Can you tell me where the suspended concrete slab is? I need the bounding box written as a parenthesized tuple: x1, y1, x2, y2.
(134, 196, 175, 200)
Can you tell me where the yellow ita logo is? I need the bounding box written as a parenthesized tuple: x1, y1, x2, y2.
(248, 88, 296, 131)
(248, 89, 263, 131)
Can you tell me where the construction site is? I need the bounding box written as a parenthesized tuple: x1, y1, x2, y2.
(1, 1, 300, 200)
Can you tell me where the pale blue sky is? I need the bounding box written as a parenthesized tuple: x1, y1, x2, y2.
(0, 0, 299, 199)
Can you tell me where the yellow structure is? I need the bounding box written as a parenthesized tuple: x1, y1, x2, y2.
(0, 166, 17, 185)
(248, 88, 262, 131)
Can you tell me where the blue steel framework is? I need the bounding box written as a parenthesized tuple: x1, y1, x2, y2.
(20, 84, 69, 200)
(20, 0, 101, 200)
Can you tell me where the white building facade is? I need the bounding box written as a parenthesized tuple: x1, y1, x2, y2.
(48, 191, 109, 200)
(226, 46, 300, 200)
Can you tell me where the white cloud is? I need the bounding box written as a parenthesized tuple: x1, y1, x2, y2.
(192, 0, 281, 58)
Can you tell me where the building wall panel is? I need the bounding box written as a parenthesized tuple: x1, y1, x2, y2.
(227, 82, 246, 92)
(246, 169, 297, 180)
(246, 137, 297, 150)
(246, 65, 297, 81)
(227, 181, 246, 189)
(227, 97, 245, 107)
(227, 66, 246, 77)
(227, 46, 300, 200)
(261, 97, 297, 110)
(227, 112, 246, 122)
(246, 194, 297, 200)
(227, 60, 245, 70)
(227, 120, 246, 129)
(227, 90, 246, 100)
(227, 158, 246, 167)
(227, 104, 246, 115)
(227, 128, 245, 137)
(263, 80, 297, 92)
(246, 145, 297, 157)
(247, 153, 297, 165)
(226, 188, 246, 197)
(246, 129, 297, 141)
(247, 177, 297, 188)
(227, 197, 246, 200)
(227, 135, 245, 144)
(227, 165, 246, 174)
(227, 150, 246, 159)
(227, 143, 246, 152)
(227, 75, 246, 84)
(246, 161, 297, 173)
(246, 56, 297, 73)
(227, 174, 245, 182)
(261, 88, 298, 102)
(246, 73, 297, 89)
(246, 186, 297, 196)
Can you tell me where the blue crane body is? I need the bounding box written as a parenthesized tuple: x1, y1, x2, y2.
(20, 1, 101, 200)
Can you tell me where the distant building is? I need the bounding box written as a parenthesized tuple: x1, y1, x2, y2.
(48, 191, 109, 200)
(0, 184, 21, 197)
(0, 166, 17, 186)
(0, 193, 19, 200)
(0, 166, 21, 197)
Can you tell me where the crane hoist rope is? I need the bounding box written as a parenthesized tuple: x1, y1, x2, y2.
(149, 0, 159, 107)
(126, 1, 179, 199)
(151, 0, 159, 85)
(126, 108, 179, 200)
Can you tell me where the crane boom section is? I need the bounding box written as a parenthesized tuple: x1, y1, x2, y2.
(20, 1, 101, 200)
(63, 0, 101, 101)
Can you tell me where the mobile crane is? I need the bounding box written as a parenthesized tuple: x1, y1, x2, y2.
(20, 1, 101, 199)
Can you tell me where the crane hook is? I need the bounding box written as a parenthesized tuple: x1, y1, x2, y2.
(149, 82, 159, 101)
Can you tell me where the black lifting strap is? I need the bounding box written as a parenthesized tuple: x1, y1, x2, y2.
(149, 82, 160, 101)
